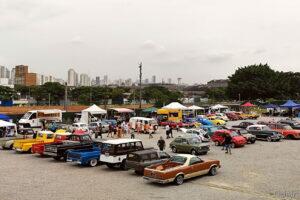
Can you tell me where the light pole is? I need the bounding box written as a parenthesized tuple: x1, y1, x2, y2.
(48, 93, 51, 106)
(138, 62, 142, 109)
(64, 82, 68, 111)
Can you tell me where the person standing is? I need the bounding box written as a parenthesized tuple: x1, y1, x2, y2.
(157, 136, 166, 151)
(165, 124, 170, 139)
(224, 134, 232, 154)
(169, 126, 173, 138)
(107, 124, 113, 138)
(176, 124, 179, 132)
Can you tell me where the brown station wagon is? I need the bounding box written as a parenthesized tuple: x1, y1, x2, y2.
(143, 154, 221, 185)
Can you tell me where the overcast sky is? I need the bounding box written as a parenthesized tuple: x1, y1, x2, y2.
(0, 0, 299, 84)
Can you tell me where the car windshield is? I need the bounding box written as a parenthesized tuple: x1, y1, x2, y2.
(230, 131, 239, 137)
(169, 156, 187, 164)
(262, 126, 271, 131)
(21, 112, 32, 119)
(239, 130, 248, 134)
(210, 127, 219, 132)
(188, 138, 201, 144)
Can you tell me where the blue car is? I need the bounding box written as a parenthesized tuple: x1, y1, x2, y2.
(196, 117, 213, 126)
(200, 125, 222, 136)
(67, 147, 101, 167)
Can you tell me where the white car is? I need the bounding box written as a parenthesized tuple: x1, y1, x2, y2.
(71, 122, 89, 132)
(180, 128, 210, 142)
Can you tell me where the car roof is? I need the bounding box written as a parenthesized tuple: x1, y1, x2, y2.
(102, 138, 142, 144)
(175, 154, 196, 159)
(38, 131, 54, 134)
(130, 149, 157, 155)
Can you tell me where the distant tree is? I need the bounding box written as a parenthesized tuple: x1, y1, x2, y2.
(0, 86, 16, 100)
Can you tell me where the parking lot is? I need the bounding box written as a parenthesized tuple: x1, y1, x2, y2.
(0, 120, 299, 200)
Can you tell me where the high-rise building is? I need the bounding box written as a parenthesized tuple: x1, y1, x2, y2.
(10, 68, 15, 85)
(152, 75, 156, 84)
(103, 75, 108, 85)
(0, 66, 10, 78)
(67, 68, 78, 86)
(95, 76, 100, 86)
(80, 73, 91, 86)
(14, 65, 36, 86)
(144, 78, 149, 84)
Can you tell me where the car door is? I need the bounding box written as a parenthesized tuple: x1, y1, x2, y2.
(174, 138, 184, 152)
(180, 138, 190, 153)
(187, 157, 208, 178)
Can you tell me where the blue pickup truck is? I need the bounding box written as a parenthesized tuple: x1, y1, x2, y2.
(67, 147, 101, 167)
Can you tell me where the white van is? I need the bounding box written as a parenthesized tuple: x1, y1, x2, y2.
(129, 117, 158, 132)
(18, 109, 63, 128)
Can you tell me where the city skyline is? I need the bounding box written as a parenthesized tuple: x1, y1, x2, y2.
(1, 1, 300, 84)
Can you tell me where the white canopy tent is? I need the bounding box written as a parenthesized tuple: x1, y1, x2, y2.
(80, 104, 107, 124)
(210, 104, 229, 113)
(162, 102, 188, 110)
(188, 105, 205, 110)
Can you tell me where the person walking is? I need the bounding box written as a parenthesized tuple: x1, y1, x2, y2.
(157, 136, 166, 151)
(224, 134, 232, 154)
(148, 124, 154, 139)
(165, 124, 170, 139)
(130, 129, 135, 139)
(169, 126, 173, 138)
(107, 124, 113, 138)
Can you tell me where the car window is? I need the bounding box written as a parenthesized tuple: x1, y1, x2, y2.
(159, 152, 170, 159)
(150, 153, 158, 160)
(29, 113, 36, 120)
(127, 153, 140, 162)
(131, 141, 143, 150)
(174, 138, 182, 143)
(181, 139, 188, 144)
(69, 135, 80, 141)
(81, 135, 91, 141)
(169, 156, 187, 164)
(189, 157, 203, 165)
(47, 134, 54, 139)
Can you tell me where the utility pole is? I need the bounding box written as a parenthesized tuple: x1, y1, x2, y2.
(48, 93, 51, 107)
(64, 82, 68, 111)
(139, 62, 142, 109)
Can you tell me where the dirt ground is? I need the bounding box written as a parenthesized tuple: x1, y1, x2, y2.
(0, 120, 299, 200)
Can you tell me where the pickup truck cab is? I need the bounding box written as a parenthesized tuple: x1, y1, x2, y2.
(31, 131, 71, 155)
(0, 129, 34, 150)
(100, 139, 144, 170)
(44, 134, 95, 160)
(13, 131, 55, 152)
(67, 147, 101, 167)
(126, 149, 170, 174)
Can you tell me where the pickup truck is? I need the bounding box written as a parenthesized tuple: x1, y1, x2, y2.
(13, 131, 55, 152)
(31, 131, 71, 155)
(0, 129, 34, 150)
(67, 147, 101, 167)
(43, 134, 97, 161)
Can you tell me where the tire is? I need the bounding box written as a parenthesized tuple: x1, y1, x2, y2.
(89, 159, 98, 167)
(27, 148, 32, 153)
(9, 144, 14, 150)
(191, 149, 197, 155)
(209, 166, 218, 176)
(287, 135, 295, 140)
(54, 156, 61, 161)
(106, 163, 115, 168)
(251, 139, 256, 144)
(267, 137, 272, 142)
(172, 146, 177, 153)
(231, 143, 235, 148)
(120, 160, 128, 170)
(135, 170, 143, 175)
(174, 175, 184, 185)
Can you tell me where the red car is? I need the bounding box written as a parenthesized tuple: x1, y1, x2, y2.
(211, 130, 247, 148)
(31, 132, 71, 155)
(159, 121, 193, 128)
(267, 123, 300, 139)
(225, 113, 239, 121)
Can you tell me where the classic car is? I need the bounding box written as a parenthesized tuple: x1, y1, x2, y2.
(126, 149, 170, 174)
(232, 121, 254, 129)
(180, 128, 210, 142)
(230, 128, 256, 144)
(13, 131, 55, 152)
(234, 112, 248, 120)
(225, 112, 239, 121)
(169, 135, 210, 155)
(89, 121, 110, 132)
(31, 131, 72, 155)
(265, 123, 300, 139)
(214, 113, 229, 121)
(0, 129, 35, 150)
(159, 121, 193, 128)
(143, 154, 221, 185)
(211, 130, 247, 148)
(67, 146, 101, 167)
(207, 116, 226, 126)
(246, 125, 282, 142)
(200, 125, 222, 136)
(70, 122, 89, 132)
(196, 117, 213, 126)
(278, 119, 300, 130)
(100, 139, 145, 170)
(240, 113, 260, 119)
(43, 134, 96, 161)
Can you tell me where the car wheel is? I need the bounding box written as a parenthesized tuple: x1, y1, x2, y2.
(53, 156, 61, 161)
(172, 147, 177, 153)
(9, 144, 14, 150)
(191, 149, 197, 155)
(267, 137, 272, 142)
(214, 141, 220, 146)
(27, 148, 32, 153)
(209, 166, 218, 176)
(287, 135, 294, 140)
(120, 160, 128, 170)
(89, 159, 98, 167)
(174, 175, 184, 185)
(217, 123, 220, 125)
(251, 139, 256, 144)
(106, 163, 115, 168)
(135, 170, 143, 175)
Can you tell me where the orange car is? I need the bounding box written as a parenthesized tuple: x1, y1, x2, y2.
(143, 154, 220, 185)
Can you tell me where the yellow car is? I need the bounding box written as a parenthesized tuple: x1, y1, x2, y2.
(13, 131, 55, 152)
(240, 113, 259, 119)
(207, 117, 226, 126)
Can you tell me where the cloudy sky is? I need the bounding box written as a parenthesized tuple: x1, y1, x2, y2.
(0, 0, 299, 84)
